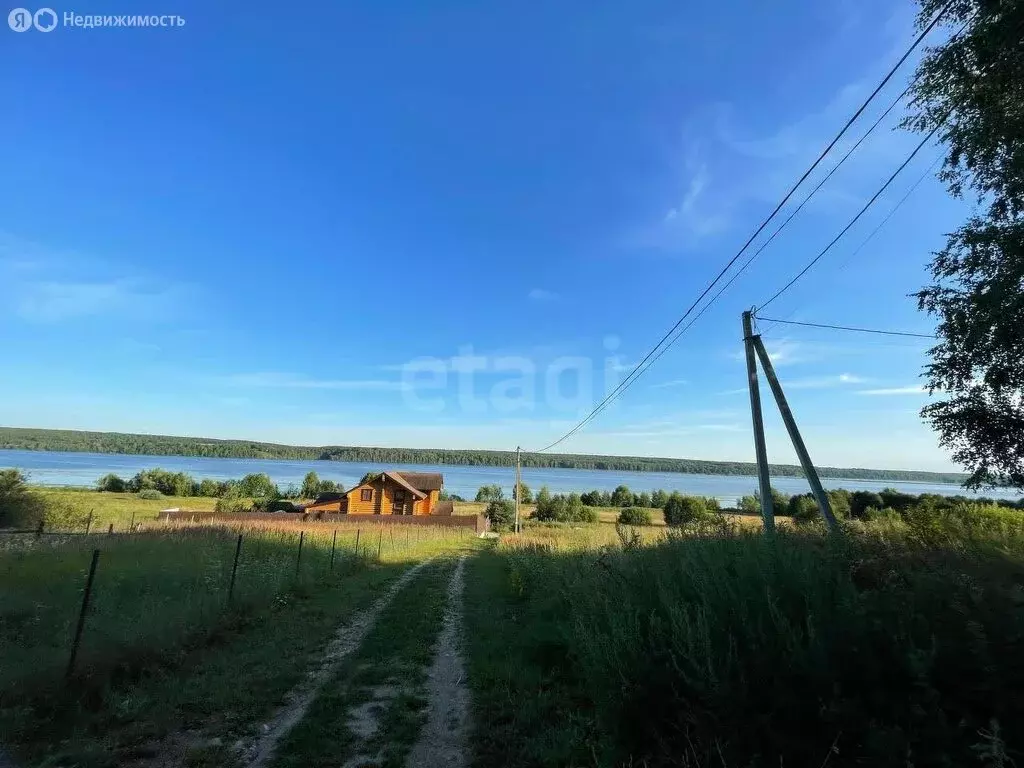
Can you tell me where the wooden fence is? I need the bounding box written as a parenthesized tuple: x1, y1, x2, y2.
(159, 509, 489, 533)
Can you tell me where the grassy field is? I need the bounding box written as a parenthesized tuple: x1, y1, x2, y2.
(5, 490, 1024, 767)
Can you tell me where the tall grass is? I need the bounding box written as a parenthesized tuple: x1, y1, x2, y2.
(470, 520, 1024, 766)
(0, 520, 476, 699)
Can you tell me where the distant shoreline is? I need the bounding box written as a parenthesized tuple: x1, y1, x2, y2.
(0, 426, 968, 486)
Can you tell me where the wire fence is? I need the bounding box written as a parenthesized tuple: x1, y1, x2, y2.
(0, 520, 473, 695)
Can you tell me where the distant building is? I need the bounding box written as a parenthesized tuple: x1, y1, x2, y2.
(304, 471, 453, 516)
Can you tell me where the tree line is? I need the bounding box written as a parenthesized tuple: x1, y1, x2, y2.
(0, 426, 969, 484)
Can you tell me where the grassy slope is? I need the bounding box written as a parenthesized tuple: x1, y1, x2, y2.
(463, 527, 1024, 767)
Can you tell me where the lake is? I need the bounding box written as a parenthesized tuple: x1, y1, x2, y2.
(2, 449, 1019, 505)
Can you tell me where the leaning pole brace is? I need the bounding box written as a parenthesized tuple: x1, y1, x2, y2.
(750, 329, 838, 531)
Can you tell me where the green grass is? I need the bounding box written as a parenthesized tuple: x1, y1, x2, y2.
(270, 559, 459, 768)
(463, 522, 1024, 767)
(34, 486, 218, 529)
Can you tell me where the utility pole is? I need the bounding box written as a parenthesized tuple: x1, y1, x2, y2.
(742, 310, 775, 532)
(751, 336, 838, 531)
(514, 446, 522, 534)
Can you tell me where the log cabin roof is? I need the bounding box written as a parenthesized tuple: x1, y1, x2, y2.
(394, 472, 443, 491)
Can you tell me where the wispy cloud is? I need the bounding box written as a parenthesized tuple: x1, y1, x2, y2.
(527, 288, 559, 301)
(857, 385, 927, 396)
(650, 378, 688, 389)
(218, 372, 411, 391)
(786, 372, 867, 389)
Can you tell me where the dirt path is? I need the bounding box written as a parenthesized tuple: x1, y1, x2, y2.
(242, 560, 431, 768)
(404, 556, 470, 768)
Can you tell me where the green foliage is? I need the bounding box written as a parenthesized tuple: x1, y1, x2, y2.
(850, 490, 884, 519)
(236, 473, 278, 499)
(617, 507, 652, 526)
(512, 482, 533, 503)
(486, 499, 515, 531)
(475, 484, 504, 503)
(301, 471, 321, 499)
(663, 494, 707, 526)
(129, 468, 193, 497)
(96, 473, 129, 492)
(439, 490, 465, 502)
(214, 490, 248, 515)
(0, 469, 46, 528)
(650, 489, 669, 508)
(358, 472, 382, 485)
(610, 485, 633, 507)
(904, 0, 1024, 489)
(533, 491, 595, 523)
(737, 494, 759, 514)
(137, 489, 164, 501)
(43, 498, 90, 530)
(635, 491, 652, 508)
(787, 494, 819, 524)
(827, 488, 851, 519)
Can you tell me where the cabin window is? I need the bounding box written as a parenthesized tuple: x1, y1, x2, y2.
(360, 489, 373, 502)
(394, 490, 406, 501)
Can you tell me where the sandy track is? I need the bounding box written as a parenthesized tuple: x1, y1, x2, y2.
(404, 556, 470, 768)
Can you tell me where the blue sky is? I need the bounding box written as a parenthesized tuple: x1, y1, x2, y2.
(0, 0, 969, 471)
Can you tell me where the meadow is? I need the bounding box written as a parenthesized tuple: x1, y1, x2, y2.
(3, 476, 1024, 767)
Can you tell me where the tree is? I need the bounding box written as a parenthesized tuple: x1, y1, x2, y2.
(737, 494, 760, 514)
(359, 471, 383, 485)
(237, 473, 279, 499)
(637, 491, 652, 508)
(485, 499, 515, 531)
(904, 0, 1024, 489)
(512, 481, 533, 503)
(611, 485, 633, 507)
(475, 484, 504, 503)
(535, 486, 552, 515)
(651, 489, 669, 508)
(663, 494, 707, 526)
(197, 478, 228, 497)
(301, 471, 321, 499)
(96, 473, 128, 492)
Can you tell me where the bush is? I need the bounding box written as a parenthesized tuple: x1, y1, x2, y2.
(197, 478, 228, 497)
(129, 468, 194, 497)
(237, 473, 278, 499)
(44, 499, 90, 530)
(737, 494, 760, 514)
(618, 507, 652, 526)
(486, 499, 515, 531)
(0, 469, 46, 528)
(787, 494, 819, 524)
(850, 491, 884, 519)
(651, 489, 669, 508)
(215, 492, 248, 514)
(137, 489, 164, 501)
(663, 494, 707, 526)
(476, 484, 504, 503)
(611, 485, 633, 507)
(577, 506, 599, 523)
(96, 473, 129, 492)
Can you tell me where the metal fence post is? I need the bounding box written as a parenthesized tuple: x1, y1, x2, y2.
(85, 510, 94, 535)
(390, 527, 395, 550)
(330, 529, 337, 571)
(356, 528, 361, 556)
(107, 523, 114, 535)
(129, 511, 136, 532)
(376, 527, 383, 561)
(296, 531, 305, 577)
(66, 549, 101, 679)
(227, 534, 243, 605)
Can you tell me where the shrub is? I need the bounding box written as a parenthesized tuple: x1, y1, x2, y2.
(850, 491, 884, 519)
(197, 478, 228, 497)
(129, 468, 194, 497)
(44, 499, 90, 530)
(737, 494, 760, 514)
(651, 489, 669, 508)
(96, 473, 129, 493)
(486, 499, 515, 531)
(663, 494, 707, 526)
(476, 484, 504, 503)
(618, 507, 652, 526)
(137, 489, 164, 501)
(636, 492, 652, 508)
(237, 473, 278, 499)
(787, 494, 819, 524)
(577, 506, 599, 523)
(513, 482, 533, 503)
(0, 469, 46, 528)
(215, 492, 248, 514)
(827, 489, 852, 518)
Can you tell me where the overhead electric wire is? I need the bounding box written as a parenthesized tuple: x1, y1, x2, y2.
(530, 2, 954, 454)
(757, 154, 943, 336)
(755, 120, 943, 313)
(753, 317, 936, 338)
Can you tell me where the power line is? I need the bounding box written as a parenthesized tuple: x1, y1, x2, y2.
(754, 317, 936, 338)
(755, 120, 943, 313)
(531, 2, 953, 454)
(758, 153, 943, 336)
